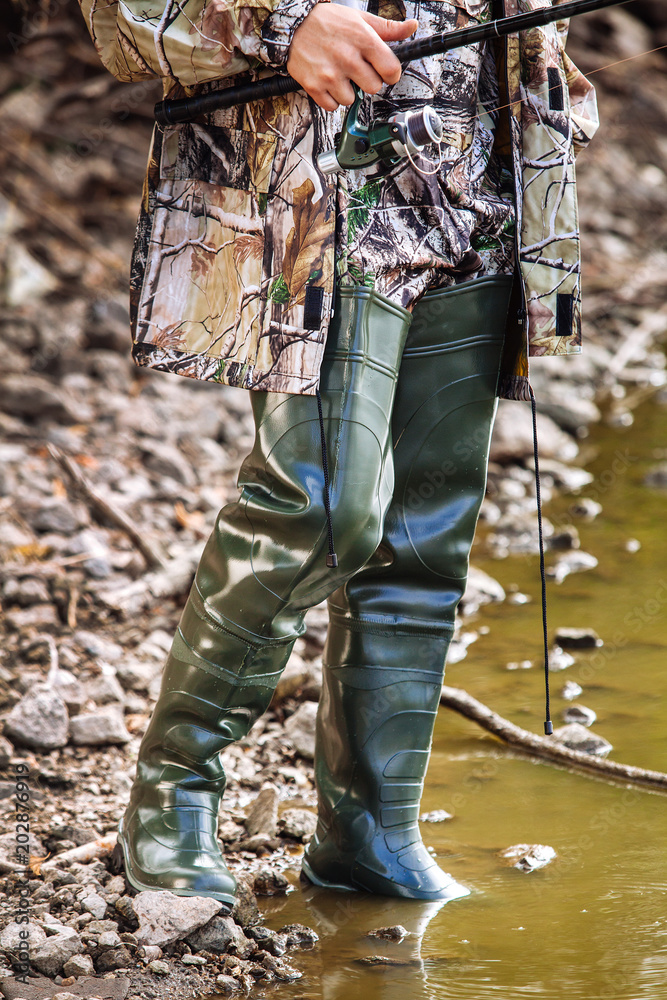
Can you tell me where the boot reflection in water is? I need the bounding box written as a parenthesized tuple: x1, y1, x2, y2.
(299, 884, 447, 999)
(117, 276, 511, 909)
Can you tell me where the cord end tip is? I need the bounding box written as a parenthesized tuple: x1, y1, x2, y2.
(544, 720, 553, 736)
(326, 553, 338, 568)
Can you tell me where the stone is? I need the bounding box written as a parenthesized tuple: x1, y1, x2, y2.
(0, 976, 130, 1000)
(547, 525, 580, 552)
(561, 680, 583, 701)
(548, 646, 576, 672)
(98, 930, 122, 949)
(73, 631, 123, 662)
(278, 924, 319, 949)
(490, 401, 578, 464)
(137, 438, 196, 487)
(114, 896, 137, 923)
(244, 784, 279, 838)
(460, 566, 505, 616)
(230, 875, 261, 929)
(69, 707, 130, 746)
(247, 926, 287, 956)
(283, 701, 318, 759)
(260, 954, 302, 981)
(133, 891, 223, 947)
(4, 685, 69, 751)
(553, 723, 613, 756)
(547, 551, 599, 584)
(367, 925, 408, 942)
(81, 893, 108, 920)
(536, 396, 601, 435)
(3, 576, 51, 606)
(0, 920, 47, 954)
(4, 604, 61, 631)
(419, 809, 453, 823)
(215, 975, 241, 994)
(0, 375, 83, 424)
(181, 954, 207, 965)
(147, 959, 170, 975)
(0, 736, 14, 767)
(25, 502, 88, 536)
(95, 947, 133, 973)
(52, 671, 86, 714)
(187, 916, 254, 959)
(499, 844, 557, 872)
(84, 671, 125, 706)
(114, 658, 161, 692)
(644, 462, 667, 488)
(31, 928, 84, 977)
(272, 657, 317, 705)
(62, 954, 94, 978)
(569, 497, 602, 521)
(553, 627, 603, 650)
(0, 830, 47, 874)
(231, 832, 280, 854)
(562, 704, 597, 727)
(253, 870, 290, 897)
(279, 808, 317, 842)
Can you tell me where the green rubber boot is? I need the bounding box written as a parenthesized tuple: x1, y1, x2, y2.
(302, 275, 512, 900)
(117, 288, 412, 907)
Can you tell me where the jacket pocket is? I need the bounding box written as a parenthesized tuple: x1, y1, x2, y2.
(133, 125, 277, 376)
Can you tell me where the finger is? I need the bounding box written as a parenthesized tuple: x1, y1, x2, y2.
(357, 15, 417, 84)
(348, 63, 385, 96)
(328, 78, 357, 106)
(361, 13, 419, 40)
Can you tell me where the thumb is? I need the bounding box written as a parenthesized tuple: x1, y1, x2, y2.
(361, 12, 419, 40)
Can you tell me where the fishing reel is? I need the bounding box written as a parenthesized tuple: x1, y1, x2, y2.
(317, 84, 444, 175)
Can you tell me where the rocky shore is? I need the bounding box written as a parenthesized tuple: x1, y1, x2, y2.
(1, 2, 667, 997)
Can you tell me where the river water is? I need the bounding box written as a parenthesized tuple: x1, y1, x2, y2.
(219, 395, 667, 1000)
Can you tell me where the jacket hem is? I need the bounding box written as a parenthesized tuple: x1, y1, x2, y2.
(132, 343, 319, 396)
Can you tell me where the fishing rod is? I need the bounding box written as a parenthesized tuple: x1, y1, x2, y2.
(155, 0, 631, 126)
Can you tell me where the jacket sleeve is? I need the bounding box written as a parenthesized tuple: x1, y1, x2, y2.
(77, 0, 322, 86)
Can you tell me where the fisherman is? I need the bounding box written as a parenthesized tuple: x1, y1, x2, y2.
(77, 0, 599, 907)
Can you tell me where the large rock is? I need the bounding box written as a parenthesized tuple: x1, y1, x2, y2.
(490, 401, 578, 464)
(31, 927, 84, 977)
(25, 501, 89, 535)
(244, 784, 279, 838)
(283, 701, 318, 760)
(0, 976, 130, 1000)
(133, 891, 223, 947)
(68, 707, 130, 746)
(279, 808, 317, 842)
(186, 915, 254, 958)
(0, 920, 47, 954)
(4, 685, 69, 751)
(0, 375, 84, 424)
(230, 874, 261, 929)
(553, 723, 612, 756)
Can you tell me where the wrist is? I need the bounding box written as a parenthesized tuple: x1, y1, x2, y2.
(260, 0, 330, 70)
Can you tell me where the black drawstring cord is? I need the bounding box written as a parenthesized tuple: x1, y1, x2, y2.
(528, 384, 553, 736)
(315, 389, 338, 568)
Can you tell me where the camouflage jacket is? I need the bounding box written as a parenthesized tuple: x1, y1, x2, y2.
(77, 0, 599, 399)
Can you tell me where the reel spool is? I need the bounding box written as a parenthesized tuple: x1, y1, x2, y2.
(318, 85, 444, 175)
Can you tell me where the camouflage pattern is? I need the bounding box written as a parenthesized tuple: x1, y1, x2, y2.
(77, 0, 599, 398)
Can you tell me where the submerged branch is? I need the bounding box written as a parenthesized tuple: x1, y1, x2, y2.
(440, 685, 667, 792)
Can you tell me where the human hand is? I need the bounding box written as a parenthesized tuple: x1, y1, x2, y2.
(286, 4, 418, 111)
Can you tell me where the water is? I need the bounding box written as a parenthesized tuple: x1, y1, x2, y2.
(222, 397, 667, 1000)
